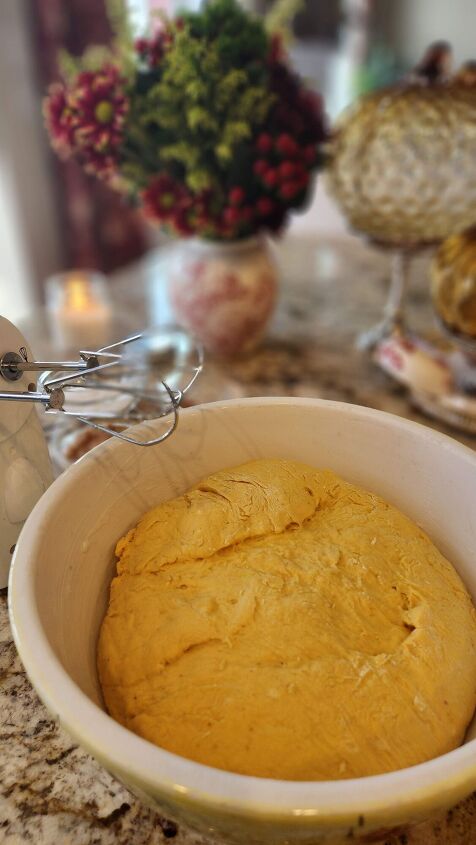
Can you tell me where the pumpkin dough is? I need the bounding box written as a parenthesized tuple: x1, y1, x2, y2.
(98, 459, 476, 780)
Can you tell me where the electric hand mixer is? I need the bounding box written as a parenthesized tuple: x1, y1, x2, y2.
(0, 315, 203, 588)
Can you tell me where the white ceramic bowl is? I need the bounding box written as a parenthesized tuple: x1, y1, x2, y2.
(9, 398, 476, 845)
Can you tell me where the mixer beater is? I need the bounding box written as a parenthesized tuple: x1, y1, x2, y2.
(0, 330, 203, 446)
(0, 316, 203, 586)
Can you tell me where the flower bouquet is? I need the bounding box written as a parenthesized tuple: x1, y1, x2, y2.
(44, 0, 326, 355)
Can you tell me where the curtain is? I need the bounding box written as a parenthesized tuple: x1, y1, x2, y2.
(28, 0, 149, 274)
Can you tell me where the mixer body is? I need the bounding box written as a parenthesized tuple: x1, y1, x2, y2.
(0, 317, 53, 587)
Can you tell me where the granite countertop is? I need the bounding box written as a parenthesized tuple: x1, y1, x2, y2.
(2, 235, 476, 843)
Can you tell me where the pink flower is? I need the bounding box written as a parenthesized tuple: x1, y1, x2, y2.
(43, 83, 75, 158)
(44, 65, 128, 178)
(268, 33, 284, 65)
(135, 29, 173, 68)
(141, 174, 192, 222)
(69, 65, 128, 177)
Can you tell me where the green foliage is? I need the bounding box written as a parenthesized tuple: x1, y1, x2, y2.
(122, 0, 274, 197)
(46, 0, 326, 239)
(58, 45, 114, 81)
(57, 49, 82, 83)
(105, 0, 136, 76)
(265, 0, 305, 41)
(58, 0, 135, 83)
(105, 0, 134, 50)
(182, 0, 269, 64)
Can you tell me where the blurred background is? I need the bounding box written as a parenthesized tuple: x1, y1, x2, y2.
(1, 0, 474, 325)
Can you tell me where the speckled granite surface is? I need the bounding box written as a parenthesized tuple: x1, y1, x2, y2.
(3, 236, 476, 843)
(0, 589, 203, 844)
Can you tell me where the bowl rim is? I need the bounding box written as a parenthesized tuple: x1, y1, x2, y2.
(9, 396, 476, 826)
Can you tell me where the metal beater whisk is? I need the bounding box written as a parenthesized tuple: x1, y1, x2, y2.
(0, 328, 204, 446)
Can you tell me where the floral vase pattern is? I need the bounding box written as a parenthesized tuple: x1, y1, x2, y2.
(168, 237, 278, 357)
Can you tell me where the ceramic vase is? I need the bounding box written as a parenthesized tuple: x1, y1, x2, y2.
(168, 236, 278, 357)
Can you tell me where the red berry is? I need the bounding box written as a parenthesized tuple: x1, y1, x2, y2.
(256, 133, 273, 153)
(257, 197, 274, 217)
(297, 170, 310, 190)
(276, 134, 299, 158)
(263, 168, 278, 188)
(223, 206, 241, 226)
(280, 181, 301, 200)
(135, 38, 148, 54)
(229, 187, 245, 206)
(216, 219, 232, 237)
(304, 145, 317, 165)
(279, 161, 298, 180)
(239, 206, 254, 224)
(302, 91, 322, 114)
(291, 164, 308, 183)
(173, 213, 193, 235)
(268, 34, 283, 64)
(253, 159, 268, 177)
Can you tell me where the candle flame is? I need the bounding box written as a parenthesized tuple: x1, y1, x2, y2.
(66, 276, 94, 312)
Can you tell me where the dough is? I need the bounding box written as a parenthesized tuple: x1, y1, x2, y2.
(98, 459, 476, 780)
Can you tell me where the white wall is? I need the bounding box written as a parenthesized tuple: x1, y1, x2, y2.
(0, 0, 63, 325)
(388, 0, 476, 67)
(289, 180, 349, 239)
(0, 155, 34, 323)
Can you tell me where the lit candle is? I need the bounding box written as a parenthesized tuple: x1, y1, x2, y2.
(46, 271, 113, 353)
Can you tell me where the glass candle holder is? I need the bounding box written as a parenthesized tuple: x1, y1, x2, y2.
(46, 270, 114, 353)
